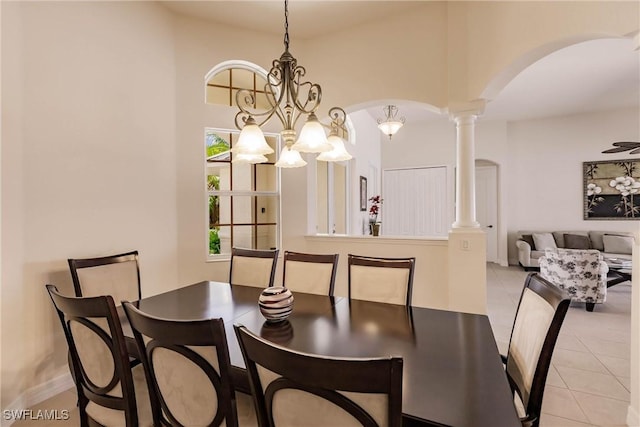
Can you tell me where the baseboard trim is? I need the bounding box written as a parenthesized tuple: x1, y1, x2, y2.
(628, 404, 639, 427)
(25, 372, 74, 408)
(1, 373, 74, 427)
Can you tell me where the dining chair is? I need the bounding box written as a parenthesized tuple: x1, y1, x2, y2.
(122, 302, 257, 427)
(68, 250, 141, 303)
(68, 250, 142, 362)
(229, 247, 279, 288)
(46, 284, 153, 427)
(234, 324, 403, 427)
(282, 251, 339, 296)
(503, 273, 571, 427)
(347, 254, 415, 306)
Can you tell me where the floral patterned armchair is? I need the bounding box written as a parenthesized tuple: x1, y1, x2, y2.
(539, 248, 609, 312)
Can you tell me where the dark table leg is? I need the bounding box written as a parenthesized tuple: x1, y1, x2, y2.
(607, 270, 631, 288)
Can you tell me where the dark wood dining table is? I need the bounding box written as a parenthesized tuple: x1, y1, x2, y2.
(123, 281, 520, 427)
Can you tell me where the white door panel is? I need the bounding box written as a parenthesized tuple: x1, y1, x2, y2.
(383, 167, 448, 237)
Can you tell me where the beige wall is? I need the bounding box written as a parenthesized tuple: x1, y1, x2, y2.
(2, 0, 638, 419)
(464, 1, 640, 101)
(303, 236, 449, 309)
(1, 1, 177, 409)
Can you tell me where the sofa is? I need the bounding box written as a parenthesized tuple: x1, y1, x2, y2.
(515, 230, 634, 270)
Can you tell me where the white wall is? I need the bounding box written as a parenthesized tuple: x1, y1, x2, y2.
(380, 109, 640, 265)
(347, 110, 381, 236)
(381, 118, 509, 264)
(506, 107, 640, 263)
(1, 1, 177, 409)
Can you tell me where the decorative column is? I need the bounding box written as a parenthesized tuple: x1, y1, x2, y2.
(447, 100, 486, 315)
(451, 102, 484, 228)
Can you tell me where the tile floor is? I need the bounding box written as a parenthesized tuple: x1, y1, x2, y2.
(488, 263, 632, 427)
(12, 264, 633, 426)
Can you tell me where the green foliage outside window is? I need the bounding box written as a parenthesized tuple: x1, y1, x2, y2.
(209, 229, 221, 255)
(206, 133, 230, 158)
(208, 176, 221, 254)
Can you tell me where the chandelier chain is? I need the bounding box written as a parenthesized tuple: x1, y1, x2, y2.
(284, 0, 290, 51)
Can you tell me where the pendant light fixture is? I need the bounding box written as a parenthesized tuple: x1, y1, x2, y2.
(377, 105, 405, 140)
(233, 0, 351, 167)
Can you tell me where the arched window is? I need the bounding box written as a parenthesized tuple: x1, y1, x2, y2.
(204, 61, 280, 257)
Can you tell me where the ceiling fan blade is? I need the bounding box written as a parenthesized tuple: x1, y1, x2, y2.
(602, 147, 633, 153)
(612, 141, 640, 147)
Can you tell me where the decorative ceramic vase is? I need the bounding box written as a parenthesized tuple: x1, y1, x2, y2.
(258, 286, 294, 322)
(370, 223, 381, 236)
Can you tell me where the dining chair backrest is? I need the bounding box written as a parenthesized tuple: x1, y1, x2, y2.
(46, 285, 152, 427)
(229, 248, 279, 288)
(122, 302, 243, 427)
(234, 324, 403, 427)
(348, 254, 415, 306)
(505, 273, 570, 427)
(68, 250, 141, 304)
(283, 251, 339, 296)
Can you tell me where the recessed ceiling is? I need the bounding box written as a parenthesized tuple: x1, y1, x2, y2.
(484, 37, 640, 122)
(161, 1, 424, 39)
(161, 2, 639, 124)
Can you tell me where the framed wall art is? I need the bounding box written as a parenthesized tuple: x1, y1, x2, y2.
(584, 159, 640, 220)
(360, 176, 367, 211)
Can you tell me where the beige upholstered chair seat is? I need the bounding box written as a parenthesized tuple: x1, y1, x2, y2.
(86, 364, 153, 427)
(350, 265, 409, 305)
(232, 256, 277, 288)
(229, 248, 279, 288)
(123, 302, 254, 427)
(46, 285, 150, 427)
(506, 288, 555, 407)
(282, 251, 339, 296)
(284, 262, 333, 295)
(348, 255, 415, 306)
(257, 366, 388, 427)
(76, 260, 139, 303)
(68, 250, 141, 304)
(502, 273, 571, 427)
(235, 324, 403, 427)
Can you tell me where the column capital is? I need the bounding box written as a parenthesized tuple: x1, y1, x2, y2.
(448, 99, 487, 122)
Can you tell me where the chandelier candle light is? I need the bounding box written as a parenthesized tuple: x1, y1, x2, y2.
(377, 105, 405, 140)
(233, 0, 351, 167)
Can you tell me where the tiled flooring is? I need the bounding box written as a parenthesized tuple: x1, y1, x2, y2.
(13, 264, 632, 426)
(488, 263, 631, 427)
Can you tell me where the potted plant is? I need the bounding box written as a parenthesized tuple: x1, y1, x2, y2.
(368, 195, 382, 236)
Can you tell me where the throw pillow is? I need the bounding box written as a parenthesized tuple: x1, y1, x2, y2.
(521, 234, 535, 250)
(564, 233, 591, 250)
(603, 234, 634, 255)
(532, 233, 557, 251)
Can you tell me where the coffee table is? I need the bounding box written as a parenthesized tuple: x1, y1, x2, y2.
(605, 258, 632, 287)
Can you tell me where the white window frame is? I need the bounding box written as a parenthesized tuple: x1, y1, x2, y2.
(204, 127, 281, 261)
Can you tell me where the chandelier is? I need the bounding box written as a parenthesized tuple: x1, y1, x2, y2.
(233, 0, 352, 168)
(377, 105, 405, 140)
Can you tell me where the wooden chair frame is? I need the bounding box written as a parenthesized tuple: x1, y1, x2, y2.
(46, 284, 141, 427)
(68, 250, 142, 361)
(283, 251, 339, 296)
(122, 302, 239, 427)
(229, 248, 279, 288)
(347, 254, 416, 306)
(234, 324, 403, 427)
(68, 250, 141, 300)
(504, 273, 570, 427)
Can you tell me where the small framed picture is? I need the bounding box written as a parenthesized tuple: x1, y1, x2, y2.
(360, 176, 367, 211)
